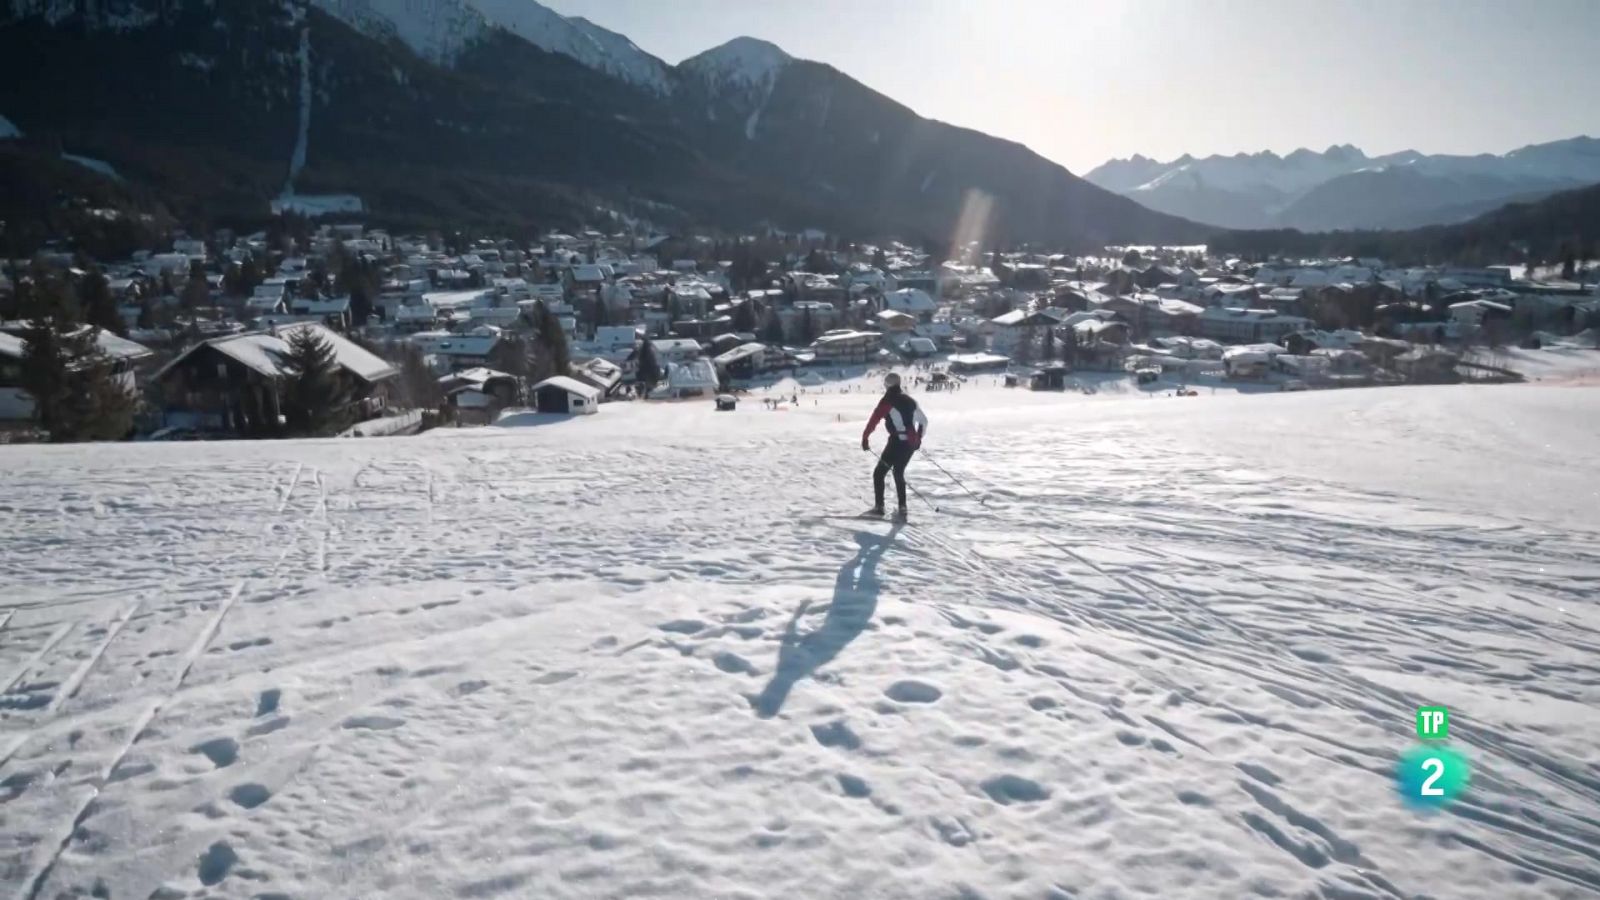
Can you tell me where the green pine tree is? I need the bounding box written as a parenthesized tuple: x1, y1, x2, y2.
(732, 299, 757, 333)
(636, 338, 662, 391)
(760, 308, 786, 345)
(535, 303, 571, 379)
(18, 272, 133, 442)
(79, 270, 124, 336)
(181, 260, 210, 310)
(386, 340, 443, 411)
(279, 327, 352, 436)
(488, 334, 531, 384)
(1059, 325, 1079, 366)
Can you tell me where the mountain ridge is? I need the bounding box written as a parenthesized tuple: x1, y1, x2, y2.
(1086, 138, 1600, 231)
(0, 0, 1210, 248)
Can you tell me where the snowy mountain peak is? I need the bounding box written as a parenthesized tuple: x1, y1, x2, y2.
(310, 0, 671, 93)
(680, 36, 793, 91)
(311, 0, 489, 65)
(470, 0, 672, 93)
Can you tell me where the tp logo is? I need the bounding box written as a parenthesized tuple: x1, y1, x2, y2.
(1398, 706, 1468, 810)
(1417, 706, 1448, 740)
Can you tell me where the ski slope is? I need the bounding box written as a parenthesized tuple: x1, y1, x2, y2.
(2, 379, 1599, 899)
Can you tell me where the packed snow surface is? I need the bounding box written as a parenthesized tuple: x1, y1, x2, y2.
(3, 378, 1600, 899)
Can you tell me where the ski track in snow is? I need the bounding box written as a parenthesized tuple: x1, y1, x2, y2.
(0, 380, 1598, 898)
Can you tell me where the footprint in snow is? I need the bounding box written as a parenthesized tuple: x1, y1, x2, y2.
(229, 783, 272, 809)
(713, 652, 757, 675)
(451, 679, 489, 696)
(810, 720, 861, 751)
(981, 774, 1050, 805)
(884, 680, 942, 704)
(191, 737, 239, 769)
(342, 715, 406, 731)
(256, 689, 281, 717)
(197, 841, 238, 886)
(836, 774, 872, 798)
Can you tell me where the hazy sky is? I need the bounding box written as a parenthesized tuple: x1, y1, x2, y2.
(539, 0, 1599, 175)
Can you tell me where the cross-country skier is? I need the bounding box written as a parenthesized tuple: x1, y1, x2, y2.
(861, 372, 928, 520)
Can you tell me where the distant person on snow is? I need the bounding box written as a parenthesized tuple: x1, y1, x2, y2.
(862, 373, 928, 519)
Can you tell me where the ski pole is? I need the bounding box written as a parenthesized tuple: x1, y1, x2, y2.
(921, 451, 987, 505)
(906, 480, 939, 513)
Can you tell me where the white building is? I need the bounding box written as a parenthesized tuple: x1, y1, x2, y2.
(1197, 308, 1313, 343)
(530, 375, 600, 415)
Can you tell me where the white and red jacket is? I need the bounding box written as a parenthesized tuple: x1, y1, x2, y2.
(863, 390, 928, 449)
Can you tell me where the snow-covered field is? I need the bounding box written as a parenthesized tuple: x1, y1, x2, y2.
(3, 375, 1599, 899)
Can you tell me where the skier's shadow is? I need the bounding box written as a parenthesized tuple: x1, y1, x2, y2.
(752, 524, 902, 719)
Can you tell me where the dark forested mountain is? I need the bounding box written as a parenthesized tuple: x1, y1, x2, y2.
(674, 39, 1205, 247)
(0, 0, 1209, 249)
(1210, 181, 1600, 266)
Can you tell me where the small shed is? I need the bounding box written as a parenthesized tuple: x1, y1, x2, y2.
(1030, 365, 1072, 391)
(715, 393, 737, 411)
(530, 375, 600, 415)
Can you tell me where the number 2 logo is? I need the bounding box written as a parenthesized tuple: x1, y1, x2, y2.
(1420, 757, 1445, 796)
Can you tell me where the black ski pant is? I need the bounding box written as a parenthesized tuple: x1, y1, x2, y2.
(874, 441, 915, 510)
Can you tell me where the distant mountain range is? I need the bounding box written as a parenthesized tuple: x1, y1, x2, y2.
(1085, 139, 1600, 231)
(0, 0, 1208, 250)
(1210, 181, 1600, 267)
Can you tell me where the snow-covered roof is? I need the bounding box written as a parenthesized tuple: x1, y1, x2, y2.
(159, 323, 395, 383)
(423, 289, 492, 310)
(713, 342, 767, 365)
(650, 338, 702, 353)
(1450, 299, 1512, 312)
(291, 297, 352, 314)
(418, 332, 500, 357)
(571, 357, 623, 391)
(531, 375, 601, 400)
(947, 352, 1010, 366)
(443, 367, 517, 388)
(669, 284, 713, 301)
(883, 287, 937, 313)
(666, 359, 719, 390)
(95, 330, 152, 361)
(991, 309, 1062, 327)
(0, 328, 150, 362)
(812, 330, 878, 345)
